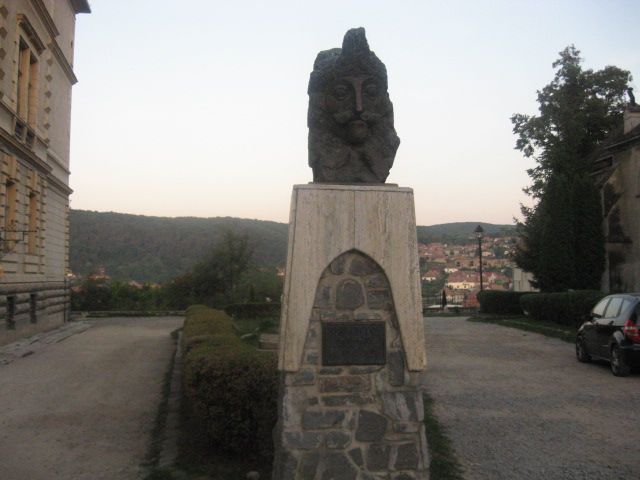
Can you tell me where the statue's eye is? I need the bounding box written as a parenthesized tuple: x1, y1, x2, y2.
(333, 84, 350, 100)
(364, 83, 378, 97)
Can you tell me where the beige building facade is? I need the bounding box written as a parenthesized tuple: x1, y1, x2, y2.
(0, 0, 89, 345)
(592, 106, 640, 293)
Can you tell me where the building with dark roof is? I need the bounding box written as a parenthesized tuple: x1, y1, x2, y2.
(591, 102, 640, 292)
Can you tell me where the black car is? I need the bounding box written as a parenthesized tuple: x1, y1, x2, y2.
(576, 293, 640, 376)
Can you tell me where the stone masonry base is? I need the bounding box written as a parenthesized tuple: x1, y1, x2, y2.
(273, 251, 428, 479)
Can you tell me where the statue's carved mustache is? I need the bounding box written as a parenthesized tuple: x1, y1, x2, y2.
(332, 110, 383, 125)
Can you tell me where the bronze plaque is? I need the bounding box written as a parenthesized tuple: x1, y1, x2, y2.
(322, 322, 386, 366)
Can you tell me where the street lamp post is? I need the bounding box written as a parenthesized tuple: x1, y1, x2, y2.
(474, 225, 484, 292)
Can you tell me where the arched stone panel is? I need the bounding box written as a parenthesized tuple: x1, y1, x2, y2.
(312, 250, 402, 368)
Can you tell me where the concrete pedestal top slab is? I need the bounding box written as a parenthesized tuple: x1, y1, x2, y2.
(279, 184, 426, 372)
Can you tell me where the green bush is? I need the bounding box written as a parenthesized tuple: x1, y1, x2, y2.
(71, 279, 175, 311)
(224, 302, 281, 319)
(520, 290, 606, 327)
(182, 305, 278, 462)
(477, 290, 530, 315)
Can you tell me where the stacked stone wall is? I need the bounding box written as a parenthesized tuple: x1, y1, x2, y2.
(274, 250, 428, 480)
(0, 281, 68, 345)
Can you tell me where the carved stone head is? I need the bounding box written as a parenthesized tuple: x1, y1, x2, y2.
(308, 28, 400, 183)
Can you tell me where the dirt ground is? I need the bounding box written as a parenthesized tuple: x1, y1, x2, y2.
(425, 316, 640, 480)
(0, 316, 183, 480)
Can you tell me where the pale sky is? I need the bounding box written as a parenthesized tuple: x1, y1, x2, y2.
(69, 0, 639, 226)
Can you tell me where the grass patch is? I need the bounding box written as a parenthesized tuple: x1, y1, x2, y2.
(423, 310, 475, 317)
(79, 311, 186, 318)
(233, 316, 279, 347)
(423, 392, 465, 480)
(469, 314, 577, 343)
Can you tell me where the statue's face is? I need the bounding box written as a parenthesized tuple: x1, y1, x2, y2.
(307, 29, 400, 183)
(324, 74, 389, 145)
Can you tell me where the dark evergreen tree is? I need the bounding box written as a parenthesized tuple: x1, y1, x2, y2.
(572, 175, 606, 289)
(512, 46, 631, 291)
(534, 174, 576, 291)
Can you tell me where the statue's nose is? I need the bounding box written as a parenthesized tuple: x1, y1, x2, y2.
(354, 87, 364, 113)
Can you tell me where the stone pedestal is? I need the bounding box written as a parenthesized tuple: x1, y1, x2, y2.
(273, 184, 428, 480)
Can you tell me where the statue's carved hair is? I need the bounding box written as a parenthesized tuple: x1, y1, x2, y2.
(308, 28, 388, 95)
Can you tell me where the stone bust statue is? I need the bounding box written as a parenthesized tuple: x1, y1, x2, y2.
(308, 28, 400, 183)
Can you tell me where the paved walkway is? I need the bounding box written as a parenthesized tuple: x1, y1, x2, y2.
(0, 316, 183, 480)
(424, 316, 640, 480)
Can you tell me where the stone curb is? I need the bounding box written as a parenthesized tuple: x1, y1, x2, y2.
(158, 331, 182, 469)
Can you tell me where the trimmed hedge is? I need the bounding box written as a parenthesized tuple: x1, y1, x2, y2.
(477, 291, 530, 315)
(224, 302, 281, 319)
(520, 290, 606, 327)
(182, 305, 278, 461)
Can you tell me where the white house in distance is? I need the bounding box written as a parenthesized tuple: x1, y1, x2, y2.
(512, 267, 537, 292)
(0, 0, 90, 345)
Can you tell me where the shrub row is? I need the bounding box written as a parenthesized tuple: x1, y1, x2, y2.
(182, 305, 278, 462)
(224, 302, 281, 319)
(477, 291, 530, 315)
(477, 289, 606, 328)
(520, 290, 606, 327)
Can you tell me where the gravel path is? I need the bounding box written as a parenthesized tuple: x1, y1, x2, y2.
(0, 316, 183, 480)
(424, 316, 640, 480)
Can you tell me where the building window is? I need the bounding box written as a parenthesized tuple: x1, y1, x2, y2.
(27, 191, 39, 254)
(3, 178, 17, 252)
(6, 296, 16, 329)
(29, 293, 37, 323)
(17, 38, 38, 128)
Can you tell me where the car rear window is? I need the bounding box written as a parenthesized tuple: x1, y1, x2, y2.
(619, 299, 633, 318)
(604, 297, 623, 318)
(592, 298, 609, 317)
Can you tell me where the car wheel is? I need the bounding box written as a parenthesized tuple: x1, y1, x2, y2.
(576, 336, 591, 363)
(610, 345, 631, 377)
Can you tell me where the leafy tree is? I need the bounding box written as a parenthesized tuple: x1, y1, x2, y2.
(162, 273, 198, 310)
(190, 230, 255, 305)
(242, 268, 283, 303)
(160, 232, 281, 309)
(71, 279, 113, 310)
(512, 46, 631, 291)
(71, 279, 165, 311)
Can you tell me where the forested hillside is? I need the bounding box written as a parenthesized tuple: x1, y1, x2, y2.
(416, 222, 515, 244)
(70, 210, 288, 282)
(70, 210, 514, 282)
